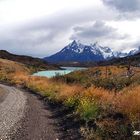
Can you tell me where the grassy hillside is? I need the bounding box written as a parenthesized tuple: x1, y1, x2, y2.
(53, 65, 140, 90)
(0, 58, 30, 81)
(0, 58, 140, 139)
(0, 50, 60, 71)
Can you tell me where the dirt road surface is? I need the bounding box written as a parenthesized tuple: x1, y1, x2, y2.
(0, 84, 82, 140)
(0, 84, 27, 140)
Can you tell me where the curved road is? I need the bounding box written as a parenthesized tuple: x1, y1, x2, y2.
(0, 84, 60, 140)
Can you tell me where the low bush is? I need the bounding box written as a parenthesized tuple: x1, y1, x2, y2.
(93, 77, 132, 91)
(76, 97, 100, 122)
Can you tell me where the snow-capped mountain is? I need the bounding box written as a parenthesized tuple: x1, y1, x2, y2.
(61, 41, 114, 59)
(113, 51, 128, 58)
(128, 46, 140, 56)
(44, 40, 138, 63)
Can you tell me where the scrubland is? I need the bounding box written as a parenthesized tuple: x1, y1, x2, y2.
(0, 58, 140, 139)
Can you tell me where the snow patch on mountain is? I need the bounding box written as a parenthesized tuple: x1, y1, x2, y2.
(128, 46, 140, 56)
(61, 40, 115, 59)
(45, 40, 140, 63)
(61, 40, 116, 59)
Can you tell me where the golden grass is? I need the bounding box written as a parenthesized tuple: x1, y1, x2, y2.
(0, 58, 140, 124)
(26, 76, 83, 101)
(83, 87, 114, 104)
(83, 85, 140, 122)
(87, 66, 127, 78)
(115, 85, 140, 121)
(0, 58, 29, 74)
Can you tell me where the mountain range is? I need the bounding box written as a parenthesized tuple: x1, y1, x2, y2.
(44, 40, 140, 63)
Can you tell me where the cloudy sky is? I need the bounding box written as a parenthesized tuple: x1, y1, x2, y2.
(0, 0, 140, 57)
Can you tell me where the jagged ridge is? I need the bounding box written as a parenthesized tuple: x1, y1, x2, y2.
(44, 40, 131, 63)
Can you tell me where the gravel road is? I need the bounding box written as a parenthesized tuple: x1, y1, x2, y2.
(0, 84, 27, 140)
(0, 84, 82, 140)
(0, 84, 60, 140)
(12, 89, 60, 140)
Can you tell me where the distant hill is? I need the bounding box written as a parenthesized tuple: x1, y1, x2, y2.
(98, 52, 140, 66)
(0, 50, 59, 71)
(46, 51, 140, 67)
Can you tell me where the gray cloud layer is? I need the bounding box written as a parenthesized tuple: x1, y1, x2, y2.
(70, 21, 128, 43)
(0, 6, 118, 57)
(102, 0, 140, 19)
(102, 0, 140, 12)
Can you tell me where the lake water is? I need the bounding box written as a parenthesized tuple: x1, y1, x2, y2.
(33, 67, 86, 78)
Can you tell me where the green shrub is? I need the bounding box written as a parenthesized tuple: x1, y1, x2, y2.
(64, 96, 79, 108)
(93, 77, 132, 91)
(77, 98, 99, 122)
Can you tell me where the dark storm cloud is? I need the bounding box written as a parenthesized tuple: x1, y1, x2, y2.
(102, 0, 140, 12)
(70, 21, 128, 41)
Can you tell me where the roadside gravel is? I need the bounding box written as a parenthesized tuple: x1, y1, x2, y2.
(0, 86, 8, 103)
(0, 84, 27, 140)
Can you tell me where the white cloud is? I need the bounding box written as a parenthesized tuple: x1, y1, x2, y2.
(0, 0, 101, 26)
(0, 0, 140, 57)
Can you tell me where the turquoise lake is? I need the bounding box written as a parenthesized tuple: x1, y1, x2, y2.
(33, 67, 86, 78)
